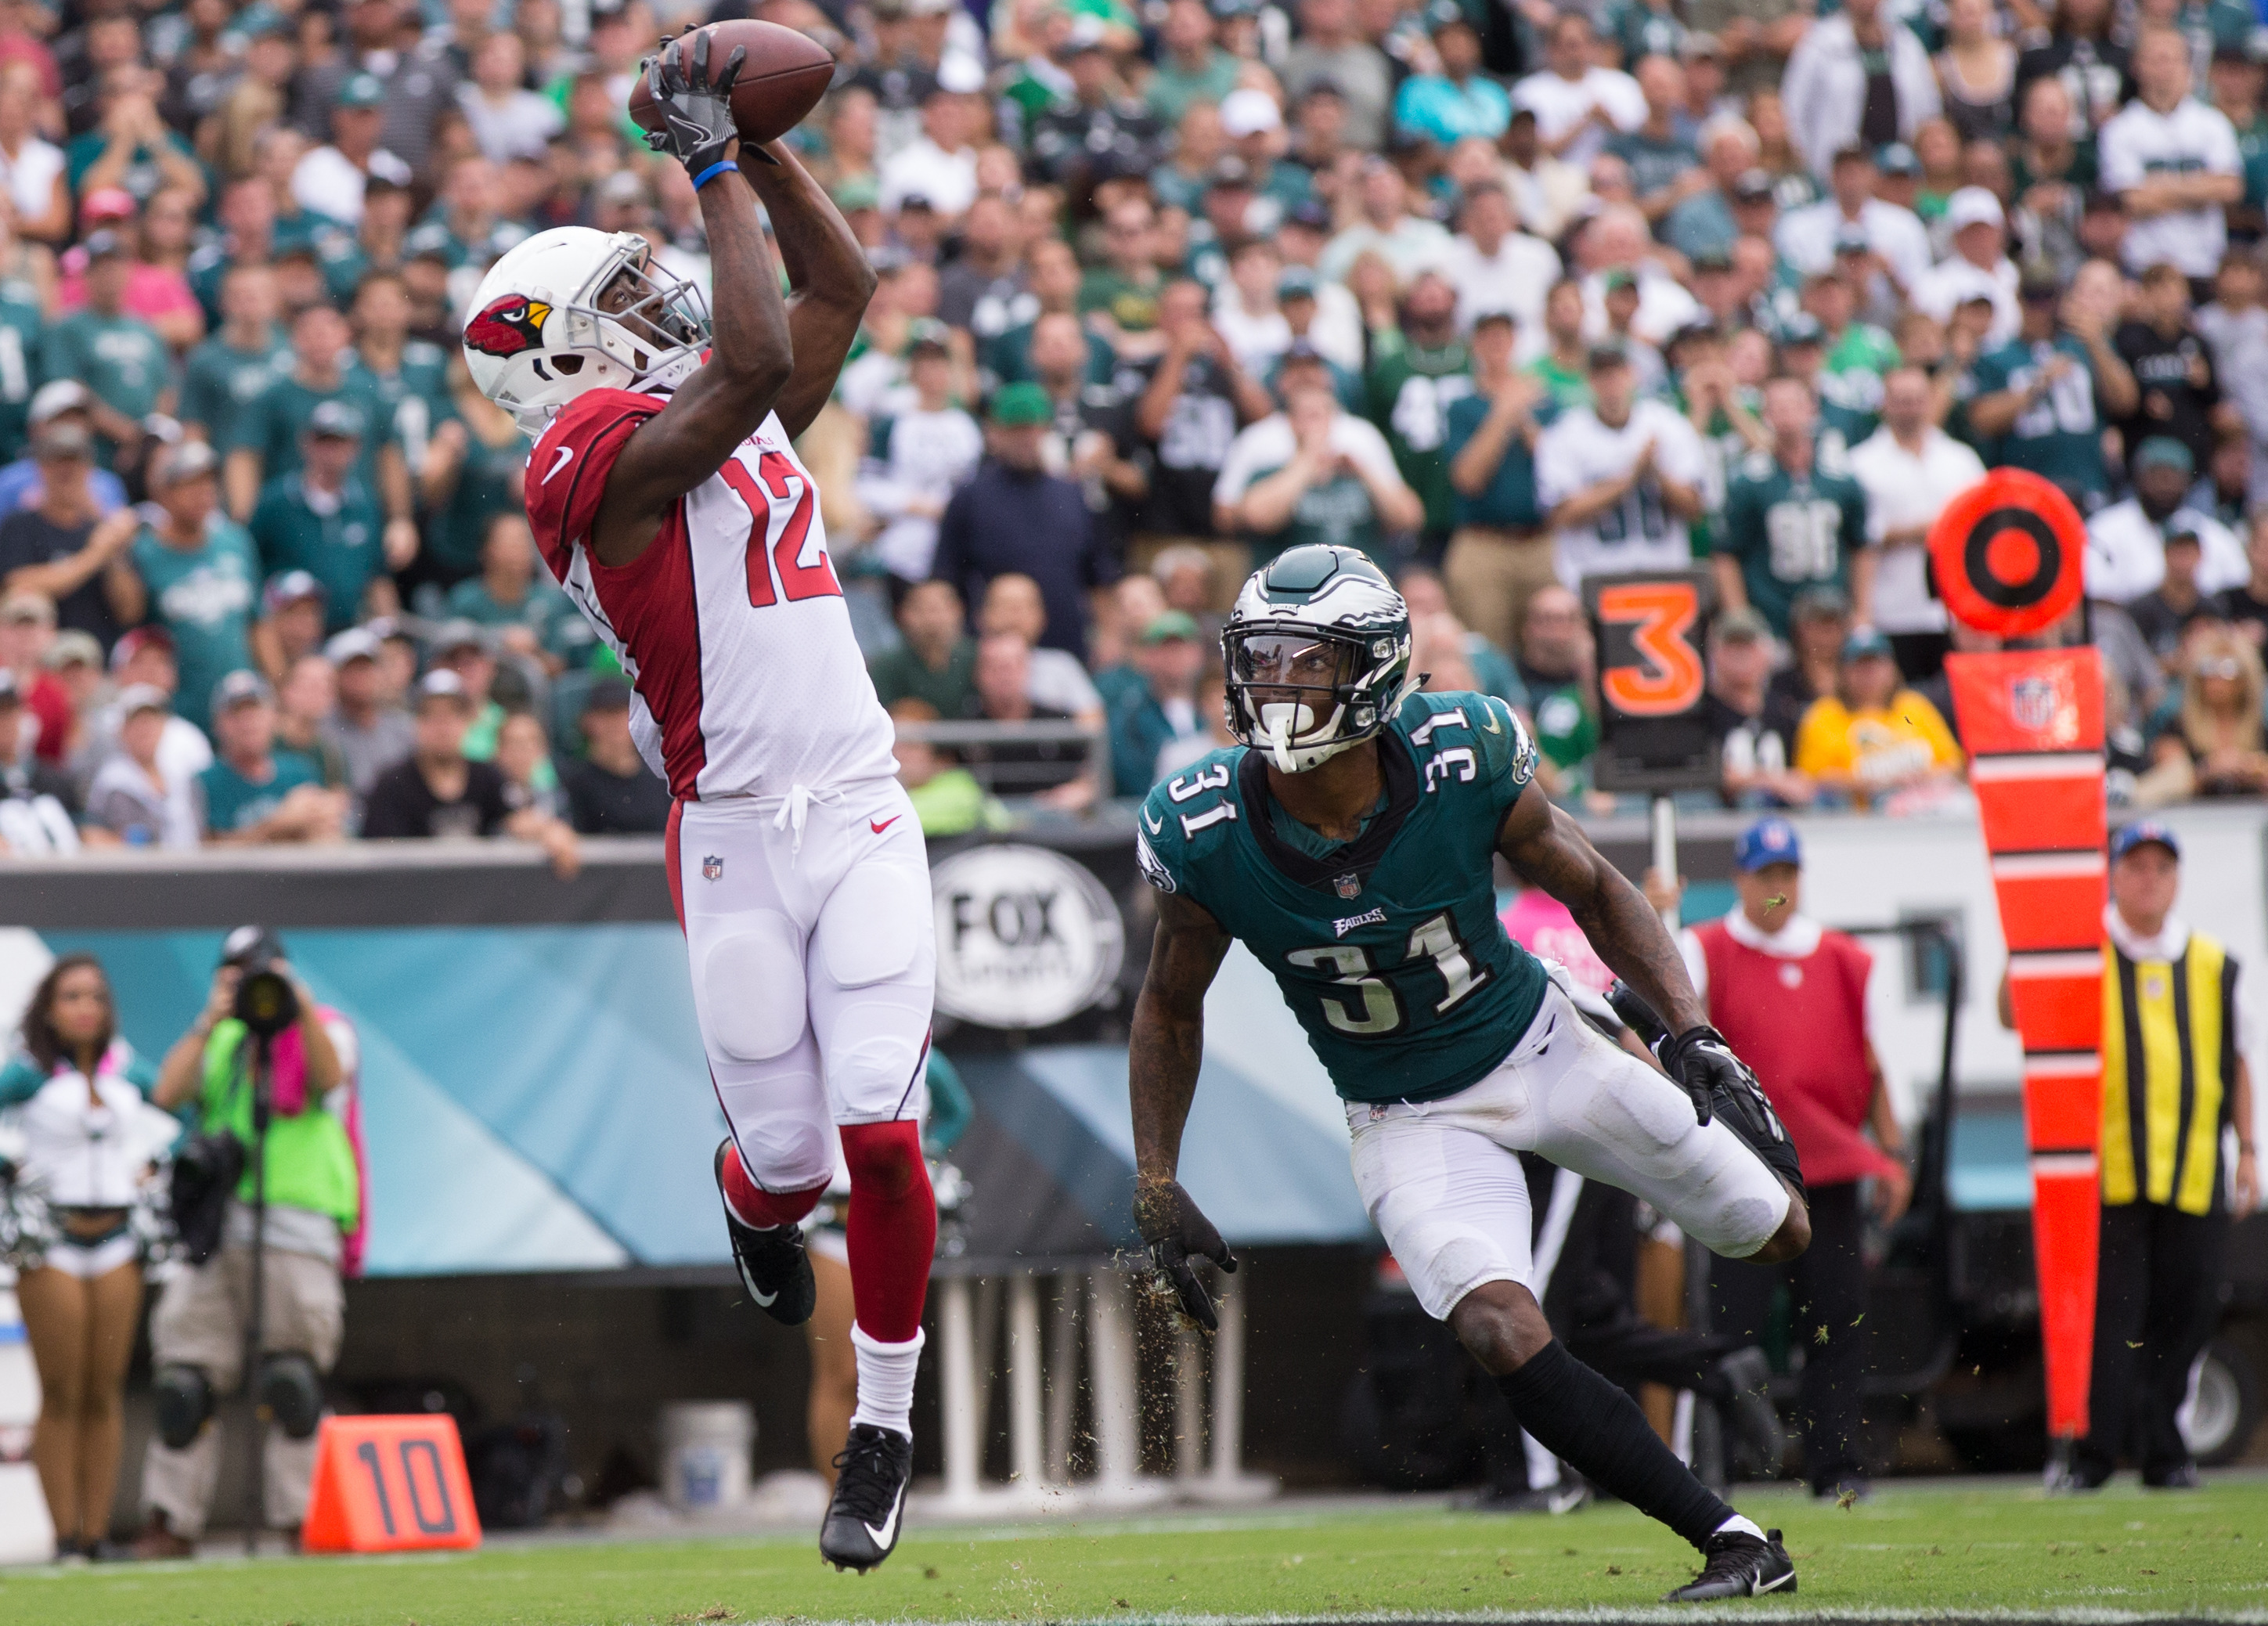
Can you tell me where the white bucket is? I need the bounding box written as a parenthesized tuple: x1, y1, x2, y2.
(0, 1285, 55, 1563)
(660, 1401, 754, 1512)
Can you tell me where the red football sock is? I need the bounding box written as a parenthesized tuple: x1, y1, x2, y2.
(840, 1119, 935, 1343)
(720, 1142, 824, 1229)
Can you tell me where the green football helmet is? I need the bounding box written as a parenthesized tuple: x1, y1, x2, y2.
(1221, 545, 1418, 772)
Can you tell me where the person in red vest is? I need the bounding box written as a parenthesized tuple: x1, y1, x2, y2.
(1679, 816, 1910, 1500)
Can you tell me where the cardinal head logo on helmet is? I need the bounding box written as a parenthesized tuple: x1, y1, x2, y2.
(464, 294, 554, 357)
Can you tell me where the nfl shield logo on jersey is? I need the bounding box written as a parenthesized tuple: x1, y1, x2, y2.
(2010, 676, 2056, 733)
(1334, 873, 1361, 899)
(701, 854, 723, 882)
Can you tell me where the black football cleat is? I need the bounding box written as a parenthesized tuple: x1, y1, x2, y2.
(713, 1140, 816, 1326)
(820, 1423, 914, 1573)
(1664, 1527, 1797, 1602)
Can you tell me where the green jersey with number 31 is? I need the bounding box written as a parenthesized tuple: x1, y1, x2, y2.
(1137, 688, 1551, 1105)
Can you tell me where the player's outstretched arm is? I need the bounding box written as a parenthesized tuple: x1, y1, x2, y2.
(591, 34, 794, 568)
(1496, 779, 1706, 1037)
(737, 139, 878, 442)
(1129, 889, 1238, 1329)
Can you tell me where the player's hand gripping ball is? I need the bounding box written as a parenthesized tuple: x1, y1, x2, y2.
(629, 20, 836, 165)
(1135, 1178, 1238, 1332)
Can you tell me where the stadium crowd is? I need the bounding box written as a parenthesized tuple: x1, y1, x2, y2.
(3, 0, 2268, 856)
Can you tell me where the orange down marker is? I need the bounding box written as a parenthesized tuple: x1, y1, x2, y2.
(301, 1415, 481, 1553)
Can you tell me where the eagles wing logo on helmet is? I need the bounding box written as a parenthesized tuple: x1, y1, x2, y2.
(465, 294, 554, 357)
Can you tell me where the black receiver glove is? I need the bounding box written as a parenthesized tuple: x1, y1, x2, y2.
(1659, 1024, 1806, 1201)
(1135, 1178, 1238, 1331)
(639, 30, 753, 179)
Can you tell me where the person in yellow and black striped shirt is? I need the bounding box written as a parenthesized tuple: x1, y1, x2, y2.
(2065, 820, 2260, 1491)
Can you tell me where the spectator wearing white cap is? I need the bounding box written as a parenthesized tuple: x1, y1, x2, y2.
(1909, 187, 2021, 344)
(0, 382, 129, 521)
(317, 627, 413, 809)
(878, 66, 985, 221)
(83, 684, 198, 849)
(1219, 88, 1313, 218)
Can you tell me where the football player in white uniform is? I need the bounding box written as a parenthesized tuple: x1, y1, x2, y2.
(462, 34, 931, 1573)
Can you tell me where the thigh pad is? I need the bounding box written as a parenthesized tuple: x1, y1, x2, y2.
(698, 913, 809, 1063)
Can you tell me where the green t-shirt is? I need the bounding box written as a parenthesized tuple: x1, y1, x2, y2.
(231, 366, 397, 494)
(1243, 462, 1385, 566)
(1524, 355, 1592, 416)
(1077, 268, 1163, 333)
(198, 747, 323, 836)
(1366, 334, 1475, 535)
(1603, 127, 1699, 203)
(1524, 678, 1596, 771)
(428, 420, 527, 576)
(1145, 48, 1242, 128)
(41, 310, 171, 457)
(179, 332, 294, 449)
(445, 575, 594, 667)
(132, 518, 260, 732)
(867, 636, 979, 718)
(1715, 449, 1871, 640)
(358, 341, 456, 478)
(1967, 333, 2108, 503)
(0, 1046, 156, 1105)
(1134, 690, 1549, 1104)
(0, 276, 42, 465)
(1443, 391, 1546, 529)
(248, 473, 386, 632)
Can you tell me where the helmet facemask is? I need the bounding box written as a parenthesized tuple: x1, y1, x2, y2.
(579, 243, 709, 377)
(1227, 626, 1396, 772)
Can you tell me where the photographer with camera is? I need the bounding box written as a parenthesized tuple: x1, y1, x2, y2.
(135, 927, 359, 1557)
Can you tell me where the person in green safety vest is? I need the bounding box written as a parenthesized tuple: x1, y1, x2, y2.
(138, 926, 361, 1558)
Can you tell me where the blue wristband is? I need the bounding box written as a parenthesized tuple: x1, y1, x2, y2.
(692, 160, 737, 190)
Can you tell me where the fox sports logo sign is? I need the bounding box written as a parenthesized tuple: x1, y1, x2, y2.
(932, 845, 1125, 1029)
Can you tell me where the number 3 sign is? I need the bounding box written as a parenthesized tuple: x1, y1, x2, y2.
(1581, 568, 1718, 792)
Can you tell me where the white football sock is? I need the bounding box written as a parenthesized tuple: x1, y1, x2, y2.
(848, 1323, 924, 1440)
(1714, 1513, 1765, 1541)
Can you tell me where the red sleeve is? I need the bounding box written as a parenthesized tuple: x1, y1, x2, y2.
(523, 388, 665, 580)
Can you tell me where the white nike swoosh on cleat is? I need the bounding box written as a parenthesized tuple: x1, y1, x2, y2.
(1754, 1569, 1795, 1594)
(749, 1282, 778, 1307)
(862, 1487, 903, 1550)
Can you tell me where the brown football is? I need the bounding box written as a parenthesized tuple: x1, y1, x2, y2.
(626, 20, 835, 149)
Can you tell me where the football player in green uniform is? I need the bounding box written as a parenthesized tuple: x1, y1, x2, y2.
(1131, 546, 1809, 1603)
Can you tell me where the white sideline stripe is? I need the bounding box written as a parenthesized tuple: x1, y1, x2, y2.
(734, 1611, 2259, 1626)
(1992, 852, 2108, 879)
(2032, 1152, 2100, 1178)
(1969, 752, 2105, 781)
(2008, 950, 2105, 978)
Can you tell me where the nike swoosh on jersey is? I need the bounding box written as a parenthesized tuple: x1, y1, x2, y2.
(864, 1486, 904, 1549)
(1480, 707, 1503, 734)
(871, 815, 901, 834)
(1142, 807, 1163, 834)
(542, 444, 574, 484)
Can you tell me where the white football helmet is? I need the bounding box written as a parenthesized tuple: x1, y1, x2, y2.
(460, 226, 711, 434)
(1222, 544, 1419, 773)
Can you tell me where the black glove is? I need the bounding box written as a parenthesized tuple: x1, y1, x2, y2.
(1135, 1178, 1237, 1331)
(639, 30, 752, 181)
(1657, 1024, 1745, 1127)
(1660, 1024, 1806, 1199)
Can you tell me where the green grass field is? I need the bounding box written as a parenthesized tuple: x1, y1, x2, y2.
(2, 1477, 2264, 1626)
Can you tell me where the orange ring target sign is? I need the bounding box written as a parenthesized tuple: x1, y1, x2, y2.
(1927, 467, 2087, 638)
